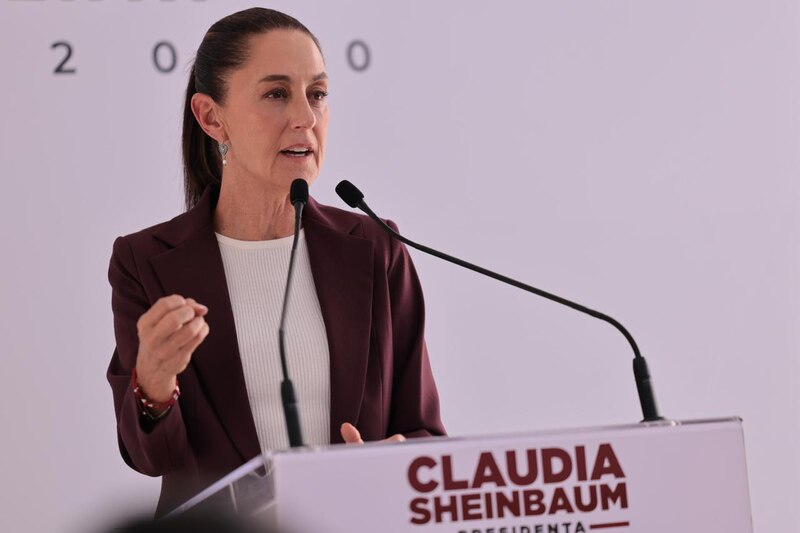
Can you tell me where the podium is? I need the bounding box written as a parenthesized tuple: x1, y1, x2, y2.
(169, 417, 752, 532)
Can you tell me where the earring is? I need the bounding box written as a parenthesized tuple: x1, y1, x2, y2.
(218, 142, 229, 166)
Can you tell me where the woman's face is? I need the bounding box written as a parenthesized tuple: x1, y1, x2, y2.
(217, 30, 329, 190)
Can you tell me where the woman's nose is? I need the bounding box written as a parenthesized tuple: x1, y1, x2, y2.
(290, 97, 316, 130)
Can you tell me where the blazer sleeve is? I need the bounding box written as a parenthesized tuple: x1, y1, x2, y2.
(107, 235, 190, 476)
(384, 220, 446, 438)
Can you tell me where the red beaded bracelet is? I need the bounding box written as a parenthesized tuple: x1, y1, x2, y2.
(132, 368, 180, 420)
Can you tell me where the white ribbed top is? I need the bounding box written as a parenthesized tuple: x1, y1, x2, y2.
(216, 229, 331, 451)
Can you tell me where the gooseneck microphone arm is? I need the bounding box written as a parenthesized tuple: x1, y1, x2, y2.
(278, 179, 309, 448)
(335, 180, 662, 422)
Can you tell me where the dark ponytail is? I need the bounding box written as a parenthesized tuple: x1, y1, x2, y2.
(181, 8, 322, 210)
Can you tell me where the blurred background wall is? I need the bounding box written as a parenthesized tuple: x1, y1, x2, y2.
(0, 0, 797, 531)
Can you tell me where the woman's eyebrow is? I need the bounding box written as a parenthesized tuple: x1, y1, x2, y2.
(258, 72, 328, 83)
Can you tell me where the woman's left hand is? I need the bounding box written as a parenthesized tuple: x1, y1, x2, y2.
(340, 423, 406, 444)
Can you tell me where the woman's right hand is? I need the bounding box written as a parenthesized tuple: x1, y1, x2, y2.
(134, 295, 210, 402)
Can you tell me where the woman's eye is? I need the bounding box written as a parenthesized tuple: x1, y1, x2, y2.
(265, 88, 288, 99)
(310, 90, 329, 101)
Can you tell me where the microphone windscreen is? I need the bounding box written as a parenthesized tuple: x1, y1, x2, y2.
(335, 180, 364, 208)
(290, 178, 309, 204)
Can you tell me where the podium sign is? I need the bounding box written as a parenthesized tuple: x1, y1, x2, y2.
(172, 418, 752, 532)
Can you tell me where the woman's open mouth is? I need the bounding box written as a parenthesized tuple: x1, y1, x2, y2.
(280, 146, 313, 158)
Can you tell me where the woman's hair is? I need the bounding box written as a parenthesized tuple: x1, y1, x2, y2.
(181, 8, 322, 210)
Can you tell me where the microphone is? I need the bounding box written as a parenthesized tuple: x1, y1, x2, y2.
(278, 178, 309, 448)
(335, 179, 663, 422)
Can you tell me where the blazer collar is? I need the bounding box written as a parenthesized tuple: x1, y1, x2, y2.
(148, 186, 374, 456)
(151, 186, 219, 248)
(150, 186, 365, 247)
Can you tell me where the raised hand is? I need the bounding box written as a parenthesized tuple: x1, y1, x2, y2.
(134, 295, 209, 402)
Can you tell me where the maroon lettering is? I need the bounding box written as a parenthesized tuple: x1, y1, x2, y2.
(461, 493, 483, 520)
(542, 448, 572, 483)
(434, 494, 460, 522)
(442, 455, 470, 490)
(472, 452, 506, 489)
(600, 482, 629, 510)
(408, 456, 438, 493)
(507, 449, 539, 485)
(547, 487, 575, 514)
(523, 489, 546, 516)
(574, 484, 598, 512)
(409, 497, 431, 525)
(496, 490, 522, 518)
(484, 491, 495, 519)
(591, 444, 625, 480)
(575, 446, 587, 481)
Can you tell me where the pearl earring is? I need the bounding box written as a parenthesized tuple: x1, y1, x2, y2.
(218, 142, 229, 166)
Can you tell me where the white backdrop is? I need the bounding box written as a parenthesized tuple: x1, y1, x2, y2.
(1, 1, 798, 532)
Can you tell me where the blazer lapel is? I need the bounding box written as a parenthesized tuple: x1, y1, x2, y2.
(145, 190, 374, 453)
(304, 199, 374, 444)
(149, 189, 261, 462)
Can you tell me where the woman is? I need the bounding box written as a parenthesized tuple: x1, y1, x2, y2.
(107, 8, 445, 516)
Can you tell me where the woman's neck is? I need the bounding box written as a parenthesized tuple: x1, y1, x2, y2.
(213, 175, 296, 241)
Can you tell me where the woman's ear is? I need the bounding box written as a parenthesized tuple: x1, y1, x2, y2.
(190, 93, 227, 142)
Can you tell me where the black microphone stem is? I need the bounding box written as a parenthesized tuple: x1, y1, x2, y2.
(278, 198, 305, 448)
(279, 202, 304, 367)
(356, 199, 662, 422)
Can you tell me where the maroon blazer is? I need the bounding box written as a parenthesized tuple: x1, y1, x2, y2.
(107, 186, 445, 516)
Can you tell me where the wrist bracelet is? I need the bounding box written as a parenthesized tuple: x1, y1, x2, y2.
(132, 368, 180, 420)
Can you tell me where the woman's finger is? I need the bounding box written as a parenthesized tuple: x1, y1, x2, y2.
(149, 305, 198, 345)
(340, 423, 363, 444)
(167, 322, 210, 374)
(165, 316, 207, 352)
(185, 298, 209, 317)
(177, 321, 210, 358)
(340, 423, 406, 445)
(137, 295, 186, 331)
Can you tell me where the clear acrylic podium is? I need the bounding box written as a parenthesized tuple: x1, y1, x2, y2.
(168, 418, 752, 532)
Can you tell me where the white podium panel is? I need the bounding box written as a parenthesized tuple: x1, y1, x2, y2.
(174, 418, 752, 533)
